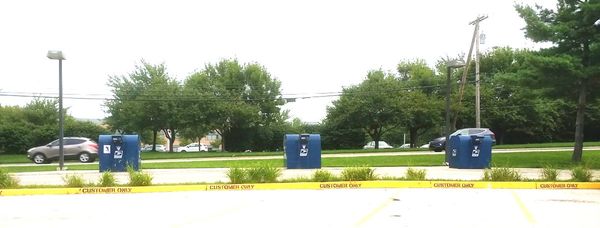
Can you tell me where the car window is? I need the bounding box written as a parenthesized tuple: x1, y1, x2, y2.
(49, 140, 59, 146)
(469, 129, 485, 134)
(65, 139, 84, 145)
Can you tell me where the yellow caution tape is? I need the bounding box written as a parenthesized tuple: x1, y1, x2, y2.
(1, 181, 598, 196)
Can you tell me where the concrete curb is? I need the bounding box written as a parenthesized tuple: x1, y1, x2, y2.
(2, 181, 599, 197)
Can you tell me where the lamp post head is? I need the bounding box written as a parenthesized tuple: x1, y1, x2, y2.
(447, 59, 465, 69)
(47, 50, 65, 60)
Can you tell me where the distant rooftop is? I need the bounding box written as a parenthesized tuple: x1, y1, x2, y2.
(75, 118, 104, 125)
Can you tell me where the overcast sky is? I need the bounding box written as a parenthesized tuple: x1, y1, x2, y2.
(0, 0, 554, 123)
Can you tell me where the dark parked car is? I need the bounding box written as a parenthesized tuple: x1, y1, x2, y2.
(429, 136, 446, 152)
(428, 128, 496, 152)
(27, 137, 98, 164)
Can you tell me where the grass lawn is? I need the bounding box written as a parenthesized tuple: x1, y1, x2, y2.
(0, 154, 31, 164)
(140, 148, 428, 159)
(0, 148, 426, 164)
(494, 141, 600, 149)
(4, 141, 598, 164)
(2, 151, 598, 173)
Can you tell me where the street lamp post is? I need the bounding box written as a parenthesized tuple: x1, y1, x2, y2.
(445, 59, 465, 165)
(47, 50, 66, 171)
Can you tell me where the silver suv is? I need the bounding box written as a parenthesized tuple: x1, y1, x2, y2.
(27, 137, 98, 164)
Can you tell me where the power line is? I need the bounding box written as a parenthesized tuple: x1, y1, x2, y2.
(0, 73, 500, 103)
(0, 73, 493, 101)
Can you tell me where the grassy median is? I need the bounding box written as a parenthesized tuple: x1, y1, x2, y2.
(3, 141, 600, 165)
(1, 150, 598, 173)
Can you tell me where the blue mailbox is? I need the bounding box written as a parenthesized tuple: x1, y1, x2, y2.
(98, 135, 140, 172)
(284, 134, 321, 169)
(448, 135, 493, 169)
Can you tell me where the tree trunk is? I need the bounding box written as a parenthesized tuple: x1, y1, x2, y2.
(410, 128, 418, 148)
(222, 136, 226, 152)
(169, 128, 176, 153)
(216, 130, 226, 152)
(365, 127, 381, 149)
(162, 129, 176, 152)
(152, 130, 157, 151)
(572, 82, 586, 162)
(374, 127, 382, 149)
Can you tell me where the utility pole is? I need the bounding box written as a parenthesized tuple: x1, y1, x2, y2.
(455, 15, 487, 129)
(475, 20, 482, 128)
(472, 16, 487, 128)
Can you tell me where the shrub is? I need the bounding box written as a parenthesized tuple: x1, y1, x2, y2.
(227, 167, 247, 184)
(0, 169, 19, 188)
(482, 168, 522, 181)
(570, 166, 592, 182)
(313, 170, 337, 182)
(127, 166, 153, 186)
(98, 171, 117, 187)
(341, 167, 377, 181)
(540, 165, 559, 181)
(245, 165, 281, 183)
(405, 168, 427, 180)
(63, 174, 87, 187)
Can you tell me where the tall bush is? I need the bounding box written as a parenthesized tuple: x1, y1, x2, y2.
(483, 168, 522, 181)
(127, 166, 153, 186)
(570, 166, 592, 182)
(341, 167, 377, 181)
(0, 169, 19, 188)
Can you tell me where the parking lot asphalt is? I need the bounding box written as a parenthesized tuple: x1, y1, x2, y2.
(1, 189, 599, 228)
(11, 166, 600, 186)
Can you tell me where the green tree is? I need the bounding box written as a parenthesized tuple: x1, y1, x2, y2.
(516, 0, 600, 162)
(184, 59, 285, 151)
(0, 99, 108, 153)
(64, 117, 109, 141)
(399, 91, 442, 147)
(287, 118, 305, 134)
(106, 61, 184, 152)
(326, 70, 403, 149)
(397, 59, 441, 96)
(396, 60, 443, 147)
(0, 105, 33, 153)
(23, 98, 59, 146)
(320, 117, 366, 150)
(454, 47, 570, 144)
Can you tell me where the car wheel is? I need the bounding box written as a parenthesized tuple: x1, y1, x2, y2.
(434, 149, 443, 152)
(33, 153, 47, 164)
(78, 152, 92, 163)
(180, 150, 186, 153)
